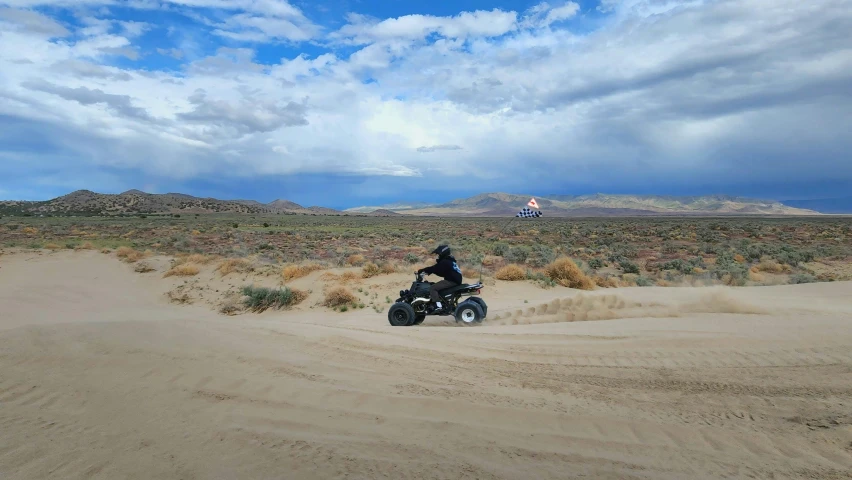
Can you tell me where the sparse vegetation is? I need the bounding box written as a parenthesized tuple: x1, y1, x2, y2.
(543, 257, 595, 290)
(241, 285, 308, 312)
(216, 258, 254, 276)
(1, 213, 848, 294)
(164, 263, 201, 277)
(495, 264, 526, 281)
(323, 286, 357, 309)
(282, 263, 323, 281)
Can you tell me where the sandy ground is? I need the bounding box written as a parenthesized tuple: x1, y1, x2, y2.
(1, 250, 851, 479)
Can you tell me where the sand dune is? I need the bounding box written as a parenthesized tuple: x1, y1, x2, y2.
(1, 250, 851, 479)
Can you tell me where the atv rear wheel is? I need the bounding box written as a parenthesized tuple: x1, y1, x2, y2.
(454, 301, 484, 325)
(467, 297, 487, 318)
(388, 302, 416, 327)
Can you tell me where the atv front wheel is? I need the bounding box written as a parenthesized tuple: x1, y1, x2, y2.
(388, 302, 416, 327)
(412, 314, 426, 325)
(454, 301, 485, 325)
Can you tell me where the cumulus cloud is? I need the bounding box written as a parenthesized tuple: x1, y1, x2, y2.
(0, 0, 851, 202)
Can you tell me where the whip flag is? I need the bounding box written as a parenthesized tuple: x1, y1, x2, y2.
(516, 198, 542, 217)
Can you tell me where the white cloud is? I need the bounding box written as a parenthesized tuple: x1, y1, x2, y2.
(330, 9, 519, 45)
(0, 7, 69, 37)
(0, 0, 851, 198)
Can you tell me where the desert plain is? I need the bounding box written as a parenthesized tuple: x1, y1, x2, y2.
(1, 214, 851, 479)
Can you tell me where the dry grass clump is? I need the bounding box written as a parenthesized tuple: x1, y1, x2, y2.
(339, 271, 361, 283)
(216, 258, 254, 276)
(753, 258, 792, 274)
(346, 254, 365, 266)
(495, 264, 526, 281)
(594, 275, 619, 288)
(379, 263, 396, 274)
(21, 227, 38, 235)
(361, 262, 380, 278)
(164, 263, 201, 277)
(116, 246, 146, 263)
(323, 286, 357, 308)
(282, 263, 324, 281)
(134, 262, 155, 273)
(45, 243, 61, 251)
(75, 242, 94, 250)
(544, 257, 595, 290)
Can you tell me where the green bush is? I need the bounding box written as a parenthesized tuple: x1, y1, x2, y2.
(241, 285, 306, 312)
(619, 260, 640, 274)
(789, 273, 816, 284)
(587, 258, 604, 270)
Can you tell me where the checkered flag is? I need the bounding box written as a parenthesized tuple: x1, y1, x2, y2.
(516, 207, 542, 218)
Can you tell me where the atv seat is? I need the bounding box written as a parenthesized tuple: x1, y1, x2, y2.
(438, 283, 481, 296)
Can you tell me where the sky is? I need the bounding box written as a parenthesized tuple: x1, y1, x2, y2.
(0, 0, 850, 209)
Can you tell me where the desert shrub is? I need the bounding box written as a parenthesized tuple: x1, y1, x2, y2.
(282, 263, 323, 281)
(491, 242, 510, 257)
(594, 275, 618, 288)
(134, 262, 155, 273)
(505, 246, 530, 264)
(116, 246, 145, 263)
(164, 263, 201, 277)
(339, 271, 360, 283)
(754, 258, 792, 274)
(775, 247, 817, 267)
(789, 273, 817, 284)
(587, 258, 604, 270)
(404, 252, 419, 264)
(544, 257, 595, 290)
(323, 286, 357, 308)
(346, 254, 365, 266)
(660, 259, 700, 275)
(526, 270, 557, 288)
(241, 285, 307, 312)
(379, 263, 396, 274)
(635, 276, 654, 287)
(528, 245, 556, 268)
(495, 264, 526, 281)
(216, 258, 254, 276)
(619, 260, 640, 274)
(714, 250, 749, 286)
(75, 242, 94, 250)
(45, 243, 61, 250)
(610, 243, 638, 259)
(362, 262, 380, 278)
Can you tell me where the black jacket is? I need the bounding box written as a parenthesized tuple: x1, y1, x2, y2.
(421, 256, 463, 284)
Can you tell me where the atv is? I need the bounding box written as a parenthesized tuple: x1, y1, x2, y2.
(387, 272, 487, 326)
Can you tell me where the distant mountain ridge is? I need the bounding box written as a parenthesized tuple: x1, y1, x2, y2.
(0, 190, 347, 216)
(0, 190, 829, 217)
(346, 193, 822, 216)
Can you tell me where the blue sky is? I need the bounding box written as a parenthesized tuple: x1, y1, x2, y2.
(0, 0, 850, 209)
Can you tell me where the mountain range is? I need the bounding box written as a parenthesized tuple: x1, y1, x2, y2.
(0, 190, 835, 217)
(344, 193, 824, 216)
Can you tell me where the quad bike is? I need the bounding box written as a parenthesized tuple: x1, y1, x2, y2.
(387, 272, 487, 326)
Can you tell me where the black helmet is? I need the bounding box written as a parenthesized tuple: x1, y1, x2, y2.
(432, 244, 451, 259)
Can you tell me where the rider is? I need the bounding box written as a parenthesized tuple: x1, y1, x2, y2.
(417, 244, 462, 312)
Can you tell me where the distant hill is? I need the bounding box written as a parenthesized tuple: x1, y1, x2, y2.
(348, 193, 821, 216)
(780, 197, 852, 214)
(1, 190, 828, 217)
(0, 190, 344, 216)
